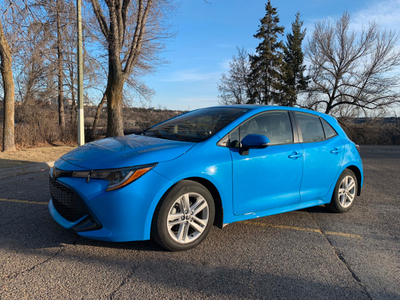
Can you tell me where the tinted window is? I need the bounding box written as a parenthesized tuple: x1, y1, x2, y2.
(144, 107, 249, 142)
(321, 118, 337, 139)
(228, 111, 293, 146)
(296, 112, 325, 143)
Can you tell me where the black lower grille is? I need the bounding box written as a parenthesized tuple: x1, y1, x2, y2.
(49, 176, 89, 222)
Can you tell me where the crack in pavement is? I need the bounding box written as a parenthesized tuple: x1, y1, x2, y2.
(1, 246, 65, 282)
(325, 236, 373, 300)
(1, 236, 80, 283)
(108, 267, 139, 299)
(308, 212, 373, 300)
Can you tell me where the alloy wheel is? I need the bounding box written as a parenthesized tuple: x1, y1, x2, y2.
(167, 192, 210, 244)
(338, 175, 356, 208)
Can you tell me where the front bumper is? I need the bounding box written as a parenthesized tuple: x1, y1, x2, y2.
(48, 163, 172, 242)
(49, 174, 102, 231)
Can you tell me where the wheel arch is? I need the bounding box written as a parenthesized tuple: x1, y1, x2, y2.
(153, 177, 224, 230)
(184, 177, 224, 229)
(346, 165, 362, 196)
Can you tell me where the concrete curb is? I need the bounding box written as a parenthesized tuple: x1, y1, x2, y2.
(0, 161, 55, 180)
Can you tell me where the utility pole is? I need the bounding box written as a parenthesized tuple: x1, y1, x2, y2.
(77, 0, 85, 146)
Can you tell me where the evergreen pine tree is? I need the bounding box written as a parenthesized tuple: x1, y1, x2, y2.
(280, 12, 308, 106)
(247, 0, 285, 105)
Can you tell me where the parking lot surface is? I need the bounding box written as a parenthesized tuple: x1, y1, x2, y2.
(0, 145, 399, 299)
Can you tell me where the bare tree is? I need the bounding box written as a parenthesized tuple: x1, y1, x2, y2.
(0, 19, 15, 151)
(55, 0, 66, 130)
(23, 0, 103, 128)
(13, 14, 58, 106)
(218, 47, 251, 105)
(1, 0, 108, 148)
(0, 0, 25, 151)
(306, 12, 400, 115)
(89, 0, 173, 137)
(15, 21, 51, 104)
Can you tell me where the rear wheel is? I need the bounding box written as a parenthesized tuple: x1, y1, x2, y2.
(151, 180, 215, 251)
(327, 169, 357, 213)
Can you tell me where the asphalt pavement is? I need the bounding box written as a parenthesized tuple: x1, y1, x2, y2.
(0, 145, 399, 299)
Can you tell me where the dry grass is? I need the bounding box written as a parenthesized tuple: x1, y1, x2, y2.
(0, 146, 76, 169)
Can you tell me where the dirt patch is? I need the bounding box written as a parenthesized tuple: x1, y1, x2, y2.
(0, 146, 76, 169)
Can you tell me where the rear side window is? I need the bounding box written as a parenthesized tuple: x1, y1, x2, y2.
(296, 112, 325, 143)
(321, 118, 338, 139)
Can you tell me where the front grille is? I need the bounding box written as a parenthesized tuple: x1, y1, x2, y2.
(49, 176, 89, 222)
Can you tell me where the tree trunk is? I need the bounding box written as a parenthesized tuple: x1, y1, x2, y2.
(106, 77, 125, 137)
(91, 92, 106, 138)
(0, 21, 15, 151)
(57, 0, 65, 131)
(69, 59, 77, 125)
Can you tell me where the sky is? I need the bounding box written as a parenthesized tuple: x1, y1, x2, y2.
(140, 0, 400, 111)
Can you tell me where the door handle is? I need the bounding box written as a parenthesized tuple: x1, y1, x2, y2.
(330, 148, 342, 154)
(288, 152, 302, 159)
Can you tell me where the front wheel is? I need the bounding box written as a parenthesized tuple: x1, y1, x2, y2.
(327, 169, 358, 213)
(151, 180, 215, 251)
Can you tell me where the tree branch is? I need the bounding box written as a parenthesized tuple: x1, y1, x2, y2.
(90, 0, 109, 40)
(124, 0, 153, 74)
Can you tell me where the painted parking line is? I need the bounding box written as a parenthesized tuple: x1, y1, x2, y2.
(241, 221, 362, 239)
(0, 198, 48, 205)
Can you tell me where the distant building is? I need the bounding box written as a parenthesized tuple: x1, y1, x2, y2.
(44, 98, 94, 107)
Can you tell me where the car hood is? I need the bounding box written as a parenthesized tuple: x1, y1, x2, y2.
(59, 134, 196, 170)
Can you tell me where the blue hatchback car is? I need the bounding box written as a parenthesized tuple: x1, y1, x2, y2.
(49, 106, 363, 251)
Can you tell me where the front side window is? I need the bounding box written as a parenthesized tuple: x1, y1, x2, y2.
(296, 112, 325, 143)
(227, 111, 294, 147)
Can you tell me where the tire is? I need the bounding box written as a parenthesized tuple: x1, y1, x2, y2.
(151, 180, 215, 251)
(327, 169, 358, 213)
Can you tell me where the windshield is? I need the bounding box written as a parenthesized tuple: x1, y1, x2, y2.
(143, 107, 249, 142)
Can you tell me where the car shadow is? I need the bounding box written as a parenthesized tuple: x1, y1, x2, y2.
(0, 194, 334, 255)
(300, 205, 333, 214)
(0, 158, 37, 169)
(74, 236, 166, 252)
(0, 198, 164, 253)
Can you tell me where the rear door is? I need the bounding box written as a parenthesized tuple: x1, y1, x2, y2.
(294, 112, 344, 202)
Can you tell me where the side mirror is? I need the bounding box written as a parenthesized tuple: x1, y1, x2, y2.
(239, 134, 270, 155)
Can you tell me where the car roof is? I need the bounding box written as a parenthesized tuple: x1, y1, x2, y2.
(202, 105, 343, 140)
(206, 105, 334, 119)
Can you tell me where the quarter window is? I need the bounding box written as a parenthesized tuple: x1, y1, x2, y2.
(321, 118, 338, 139)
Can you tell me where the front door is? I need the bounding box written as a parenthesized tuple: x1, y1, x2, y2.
(228, 111, 303, 215)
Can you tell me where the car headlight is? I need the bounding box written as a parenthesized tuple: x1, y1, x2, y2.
(70, 163, 157, 191)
